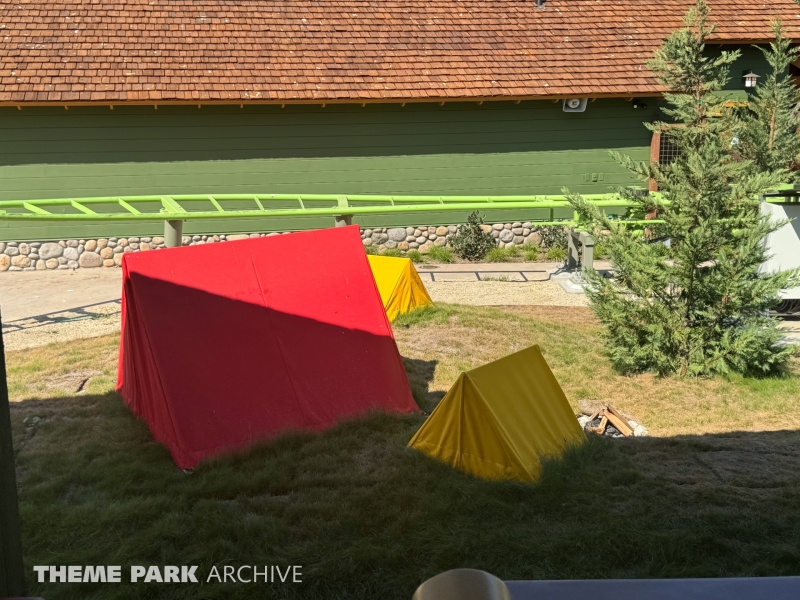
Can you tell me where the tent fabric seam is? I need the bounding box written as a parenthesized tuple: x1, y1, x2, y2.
(385, 264, 405, 317)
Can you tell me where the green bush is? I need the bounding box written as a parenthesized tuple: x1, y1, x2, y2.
(546, 246, 567, 262)
(382, 247, 402, 258)
(532, 225, 569, 251)
(486, 246, 518, 263)
(450, 211, 496, 261)
(406, 250, 424, 263)
(364, 244, 380, 255)
(425, 245, 454, 263)
(523, 245, 539, 262)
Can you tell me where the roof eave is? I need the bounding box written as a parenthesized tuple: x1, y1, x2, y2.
(0, 91, 668, 108)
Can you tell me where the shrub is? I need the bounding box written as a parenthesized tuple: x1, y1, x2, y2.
(382, 247, 402, 258)
(523, 245, 539, 262)
(545, 247, 567, 262)
(486, 246, 518, 263)
(450, 211, 496, 261)
(485, 248, 510, 263)
(406, 250, 423, 263)
(532, 225, 569, 251)
(425, 245, 455, 263)
(364, 244, 380, 255)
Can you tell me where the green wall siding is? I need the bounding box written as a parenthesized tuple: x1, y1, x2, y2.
(0, 98, 658, 240)
(0, 45, 771, 240)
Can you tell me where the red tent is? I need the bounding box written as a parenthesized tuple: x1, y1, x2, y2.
(116, 226, 418, 468)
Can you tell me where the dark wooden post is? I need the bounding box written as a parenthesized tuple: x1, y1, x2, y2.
(0, 308, 26, 598)
(649, 131, 661, 192)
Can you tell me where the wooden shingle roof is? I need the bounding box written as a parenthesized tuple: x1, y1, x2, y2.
(0, 0, 798, 105)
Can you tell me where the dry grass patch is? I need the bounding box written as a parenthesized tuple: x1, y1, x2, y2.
(7, 306, 799, 438)
(393, 305, 800, 437)
(5, 333, 119, 401)
(496, 305, 599, 327)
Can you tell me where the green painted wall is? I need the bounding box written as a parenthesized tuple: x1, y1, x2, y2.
(0, 44, 768, 241)
(0, 99, 657, 240)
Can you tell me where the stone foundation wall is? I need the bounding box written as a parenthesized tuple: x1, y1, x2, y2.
(363, 222, 540, 252)
(0, 221, 543, 272)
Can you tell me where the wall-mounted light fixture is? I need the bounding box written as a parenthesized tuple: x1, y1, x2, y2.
(632, 98, 648, 109)
(743, 70, 760, 89)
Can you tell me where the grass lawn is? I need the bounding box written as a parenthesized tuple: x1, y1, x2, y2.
(7, 304, 800, 599)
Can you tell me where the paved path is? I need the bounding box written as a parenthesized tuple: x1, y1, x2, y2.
(0, 268, 121, 322)
(780, 319, 800, 346)
(417, 262, 557, 282)
(0, 261, 797, 348)
(0, 269, 122, 350)
(0, 261, 579, 322)
(415, 261, 612, 282)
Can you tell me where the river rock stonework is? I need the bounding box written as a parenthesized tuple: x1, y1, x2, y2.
(0, 221, 547, 272)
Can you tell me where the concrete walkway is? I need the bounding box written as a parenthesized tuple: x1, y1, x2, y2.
(0, 261, 582, 322)
(0, 269, 122, 350)
(0, 268, 121, 322)
(415, 261, 611, 282)
(0, 261, 797, 348)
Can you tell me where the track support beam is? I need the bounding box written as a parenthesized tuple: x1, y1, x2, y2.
(334, 214, 353, 227)
(164, 219, 184, 248)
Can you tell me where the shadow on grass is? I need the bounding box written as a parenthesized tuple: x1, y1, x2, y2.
(9, 391, 800, 600)
(402, 356, 443, 412)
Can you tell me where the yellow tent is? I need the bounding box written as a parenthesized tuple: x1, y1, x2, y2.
(408, 345, 585, 482)
(367, 255, 434, 321)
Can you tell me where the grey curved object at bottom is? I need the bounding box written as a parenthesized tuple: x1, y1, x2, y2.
(412, 569, 511, 600)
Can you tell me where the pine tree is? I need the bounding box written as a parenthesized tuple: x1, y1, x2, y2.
(567, 0, 799, 377)
(734, 21, 800, 178)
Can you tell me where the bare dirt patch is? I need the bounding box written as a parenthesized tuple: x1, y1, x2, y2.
(43, 370, 102, 394)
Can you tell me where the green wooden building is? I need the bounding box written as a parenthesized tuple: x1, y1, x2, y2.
(0, 0, 794, 240)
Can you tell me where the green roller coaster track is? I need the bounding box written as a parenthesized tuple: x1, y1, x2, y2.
(0, 188, 793, 246)
(0, 193, 652, 223)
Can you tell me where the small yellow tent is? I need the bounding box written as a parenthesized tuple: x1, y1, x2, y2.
(408, 345, 585, 482)
(367, 255, 434, 321)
